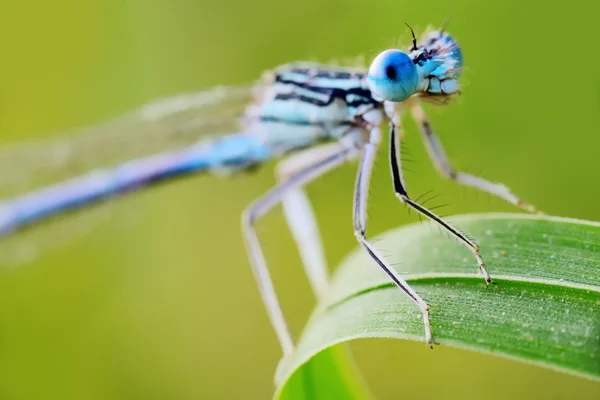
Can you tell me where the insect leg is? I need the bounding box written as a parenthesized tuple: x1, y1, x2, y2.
(388, 116, 494, 284)
(276, 143, 352, 300)
(352, 125, 434, 346)
(242, 142, 358, 356)
(410, 102, 542, 214)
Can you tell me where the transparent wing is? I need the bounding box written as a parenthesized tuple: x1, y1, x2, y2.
(0, 83, 254, 199)
(0, 83, 255, 265)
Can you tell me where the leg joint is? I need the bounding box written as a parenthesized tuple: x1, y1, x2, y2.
(396, 193, 409, 204)
(353, 229, 365, 239)
(437, 165, 457, 180)
(241, 207, 257, 228)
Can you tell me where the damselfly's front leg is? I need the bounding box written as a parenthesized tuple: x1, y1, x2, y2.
(277, 143, 351, 300)
(352, 125, 434, 346)
(388, 118, 494, 285)
(410, 102, 542, 214)
(242, 142, 358, 357)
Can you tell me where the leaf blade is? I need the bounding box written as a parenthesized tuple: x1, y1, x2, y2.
(275, 213, 600, 397)
(276, 346, 373, 400)
(325, 213, 600, 306)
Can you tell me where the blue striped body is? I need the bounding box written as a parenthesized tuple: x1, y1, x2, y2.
(0, 134, 273, 236)
(247, 64, 379, 148)
(0, 29, 462, 237)
(0, 66, 377, 236)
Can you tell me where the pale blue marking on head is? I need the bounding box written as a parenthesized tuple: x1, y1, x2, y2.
(414, 31, 463, 81)
(440, 79, 459, 94)
(366, 50, 419, 103)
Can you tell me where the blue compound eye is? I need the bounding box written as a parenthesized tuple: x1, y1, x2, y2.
(367, 50, 418, 102)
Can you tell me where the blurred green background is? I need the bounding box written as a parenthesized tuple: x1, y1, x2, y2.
(0, 0, 599, 399)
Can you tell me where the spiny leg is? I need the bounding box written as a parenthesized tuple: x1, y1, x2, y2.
(389, 119, 494, 285)
(352, 126, 434, 346)
(242, 143, 357, 357)
(410, 102, 542, 214)
(277, 143, 350, 300)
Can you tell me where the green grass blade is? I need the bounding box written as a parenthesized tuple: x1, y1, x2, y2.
(276, 346, 372, 400)
(275, 213, 600, 398)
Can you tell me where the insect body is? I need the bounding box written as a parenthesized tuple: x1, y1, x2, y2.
(0, 25, 539, 356)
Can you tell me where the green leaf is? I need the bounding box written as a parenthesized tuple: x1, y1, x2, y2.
(275, 213, 600, 398)
(276, 346, 372, 400)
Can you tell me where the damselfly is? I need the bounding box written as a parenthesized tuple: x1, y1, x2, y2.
(0, 22, 539, 357)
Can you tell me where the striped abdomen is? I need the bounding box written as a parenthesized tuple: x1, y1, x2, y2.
(0, 134, 272, 236)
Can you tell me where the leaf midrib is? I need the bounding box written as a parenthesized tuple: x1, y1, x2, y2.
(324, 274, 600, 312)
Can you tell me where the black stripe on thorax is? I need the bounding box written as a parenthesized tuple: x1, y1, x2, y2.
(285, 67, 366, 80)
(273, 76, 380, 109)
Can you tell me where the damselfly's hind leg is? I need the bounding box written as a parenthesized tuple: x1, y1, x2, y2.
(352, 124, 434, 347)
(388, 118, 494, 285)
(276, 143, 349, 300)
(410, 102, 542, 214)
(242, 142, 357, 357)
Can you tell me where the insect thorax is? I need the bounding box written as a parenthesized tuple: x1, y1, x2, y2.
(243, 64, 382, 151)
